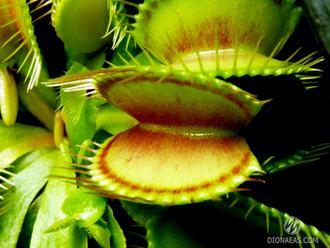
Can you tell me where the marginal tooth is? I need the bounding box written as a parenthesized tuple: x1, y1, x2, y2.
(115, 0, 139, 8)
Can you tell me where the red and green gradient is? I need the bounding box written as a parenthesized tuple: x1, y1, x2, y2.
(45, 0, 305, 205)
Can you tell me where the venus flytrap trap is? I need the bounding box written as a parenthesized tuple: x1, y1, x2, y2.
(0, 0, 330, 247)
(0, 0, 44, 85)
(262, 143, 330, 174)
(0, 0, 59, 134)
(51, 0, 112, 54)
(44, 0, 323, 206)
(119, 0, 323, 78)
(51, 64, 265, 205)
(119, 143, 330, 247)
(50, 0, 109, 71)
(0, 0, 42, 126)
(51, 0, 127, 70)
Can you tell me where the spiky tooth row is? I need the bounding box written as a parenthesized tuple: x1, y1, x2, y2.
(0, 0, 43, 89)
(112, 0, 323, 80)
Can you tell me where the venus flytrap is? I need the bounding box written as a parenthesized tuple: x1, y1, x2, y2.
(47, 62, 266, 205)
(51, 0, 114, 54)
(0, 0, 329, 247)
(43, 0, 329, 246)
(56, 62, 138, 152)
(51, 0, 127, 70)
(262, 143, 330, 174)
(0, 0, 59, 131)
(0, 0, 41, 97)
(119, 0, 323, 78)
(44, 0, 324, 206)
(119, 142, 330, 248)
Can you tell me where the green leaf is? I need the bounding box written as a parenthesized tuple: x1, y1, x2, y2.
(204, 193, 330, 247)
(30, 146, 88, 248)
(16, 193, 44, 247)
(43, 214, 78, 234)
(0, 120, 55, 165)
(60, 63, 101, 153)
(263, 143, 330, 174)
(105, 205, 126, 248)
(11, 147, 55, 175)
(61, 187, 107, 227)
(120, 200, 165, 227)
(85, 218, 111, 248)
(0, 149, 62, 248)
(45, 187, 107, 234)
